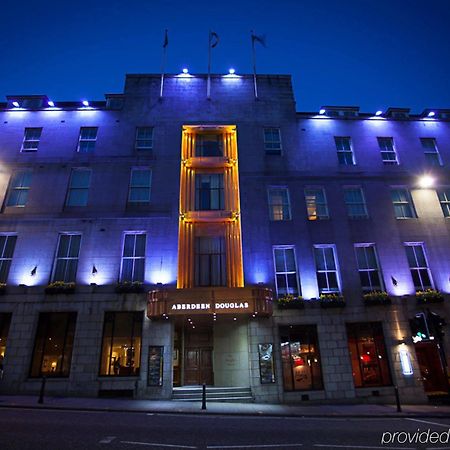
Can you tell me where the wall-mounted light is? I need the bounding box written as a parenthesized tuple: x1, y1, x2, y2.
(399, 345, 413, 376)
(418, 175, 435, 189)
(319, 109, 326, 115)
(12, 101, 20, 108)
(47, 100, 55, 107)
(427, 111, 435, 118)
(92, 265, 98, 275)
(182, 68, 189, 74)
(82, 100, 89, 107)
(30, 266, 37, 276)
(228, 68, 236, 75)
(391, 276, 398, 286)
(375, 110, 383, 116)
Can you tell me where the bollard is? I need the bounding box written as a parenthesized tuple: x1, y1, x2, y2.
(394, 385, 402, 412)
(38, 376, 47, 404)
(201, 383, 207, 410)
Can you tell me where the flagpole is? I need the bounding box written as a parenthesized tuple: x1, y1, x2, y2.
(251, 31, 258, 99)
(207, 30, 211, 99)
(160, 29, 168, 99)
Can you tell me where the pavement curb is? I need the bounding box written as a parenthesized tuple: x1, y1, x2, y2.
(1, 403, 450, 419)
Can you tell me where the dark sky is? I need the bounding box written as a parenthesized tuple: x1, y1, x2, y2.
(1, 0, 450, 113)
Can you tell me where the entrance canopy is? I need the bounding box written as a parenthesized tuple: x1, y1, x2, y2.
(147, 286, 273, 319)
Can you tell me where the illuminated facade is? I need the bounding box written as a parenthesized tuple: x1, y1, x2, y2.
(0, 74, 449, 403)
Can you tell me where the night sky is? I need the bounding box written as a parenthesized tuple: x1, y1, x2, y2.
(2, 0, 450, 113)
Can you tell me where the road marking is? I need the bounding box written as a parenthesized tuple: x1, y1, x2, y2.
(207, 445, 303, 449)
(406, 418, 450, 428)
(313, 445, 415, 449)
(120, 441, 197, 449)
(99, 436, 116, 444)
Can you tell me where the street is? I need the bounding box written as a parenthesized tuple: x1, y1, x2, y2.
(1, 408, 450, 450)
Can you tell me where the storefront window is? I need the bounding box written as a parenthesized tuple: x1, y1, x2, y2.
(346, 322, 392, 388)
(99, 312, 142, 376)
(280, 325, 323, 391)
(0, 313, 12, 369)
(30, 312, 77, 377)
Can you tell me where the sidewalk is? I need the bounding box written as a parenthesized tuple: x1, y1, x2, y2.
(1, 395, 450, 418)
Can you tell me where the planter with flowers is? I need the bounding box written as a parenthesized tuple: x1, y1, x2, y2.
(416, 289, 444, 304)
(276, 294, 305, 309)
(45, 281, 76, 295)
(320, 293, 346, 308)
(363, 291, 391, 306)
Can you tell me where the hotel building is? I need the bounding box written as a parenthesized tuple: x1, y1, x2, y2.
(0, 73, 449, 404)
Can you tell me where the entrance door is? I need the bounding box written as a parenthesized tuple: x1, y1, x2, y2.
(415, 342, 449, 394)
(184, 328, 214, 385)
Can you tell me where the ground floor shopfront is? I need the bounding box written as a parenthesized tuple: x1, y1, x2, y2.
(0, 286, 448, 404)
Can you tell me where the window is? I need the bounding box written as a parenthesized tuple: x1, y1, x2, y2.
(120, 233, 146, 282)
(66, 169, 91, 207)
(377, 137, 398, 165)
(280, 325, 323, 391)
(195, 236, 226, 287)
(343, 187, 368, 219)
(390, 188, 416, 219)
(21, 128, 42, 152)
(263, 128, 282, 155)
(0, 235, 17, 284)
(195, 174, 224, 210)
(335, 137, 354, 165)
(420, 138, 442, 166)
(268, 187, 291, 221)
(273, 247, 300, 296)
(195, 134, 223, 157)
(305, 188, 328, 220)
(100, 312, 142, 376)
(128, 169, 152, 203)
(30, 312, 77, 377)
(77, 127, 98, 153)
(404, 243, 433, 291)
(314, 245, 340, 293)
(354, 245, 383, 292)
(346, 322, 391, 388)
(0, 313, 12, 363)
(6, 171, 32, 207)
(135, 127, 153, 151)
(437, 188, 450, 217)
(52, 234, 81, 282)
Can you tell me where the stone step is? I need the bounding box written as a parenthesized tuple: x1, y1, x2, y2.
(172, 386, 253, 402)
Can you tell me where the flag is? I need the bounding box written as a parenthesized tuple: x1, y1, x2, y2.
(210, 31, 219, 48)
(252, 33, 266, 47)
(163, 29, 168, 48)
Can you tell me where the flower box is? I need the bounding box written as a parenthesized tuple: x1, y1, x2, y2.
(115, 281, 145, 294)
(363, 291, 391, 306)
(416, 289, 444, 304)
(45, 282, 75, 295)
(320, 293, 345, 308)
(276, 294, 305, 309)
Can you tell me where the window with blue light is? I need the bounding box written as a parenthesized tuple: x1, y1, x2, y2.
(437, 188, 450, 217)
(343, 187, 368, 219)
(195, 174, 224, 210)
(314, 245, 340, 294)
(120, 233, 146, 283)
(354, 244, 383, 292)
(404, 243, 433, 291)
(267, 187, 291, 221)
(420, 138, 442, 166)
(135, 127, 154, 151)
(195, 237, 226, 287)
(335, 136, 355, 165)
(377, 137, 398, 165)
(195, 133, 223, 157)
(0, 235, 17, 284)
(77, 127, 98, 153)
(390, 188, 416, 219)
(52, 234, 81, 283)
(263, 128, 282, 155)
(128, 169, 152, 203)
(305, 187, 329, 220)
(273, 247, 300, 296)
(66, 169, 91, 207)
(6, 171, 32, 207)
(21, 128, 42, 152)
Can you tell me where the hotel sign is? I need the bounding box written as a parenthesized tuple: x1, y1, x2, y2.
(147, 287, 273, 319)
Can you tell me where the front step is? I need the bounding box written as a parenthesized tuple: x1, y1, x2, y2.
(172, 386, 254, 403)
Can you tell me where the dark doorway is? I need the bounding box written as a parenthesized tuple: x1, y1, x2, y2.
(183, 327, 214, 385)
(415, 342, 449, 395)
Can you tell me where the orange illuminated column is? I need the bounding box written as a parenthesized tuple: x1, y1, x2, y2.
(177, 126, 244, 288)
